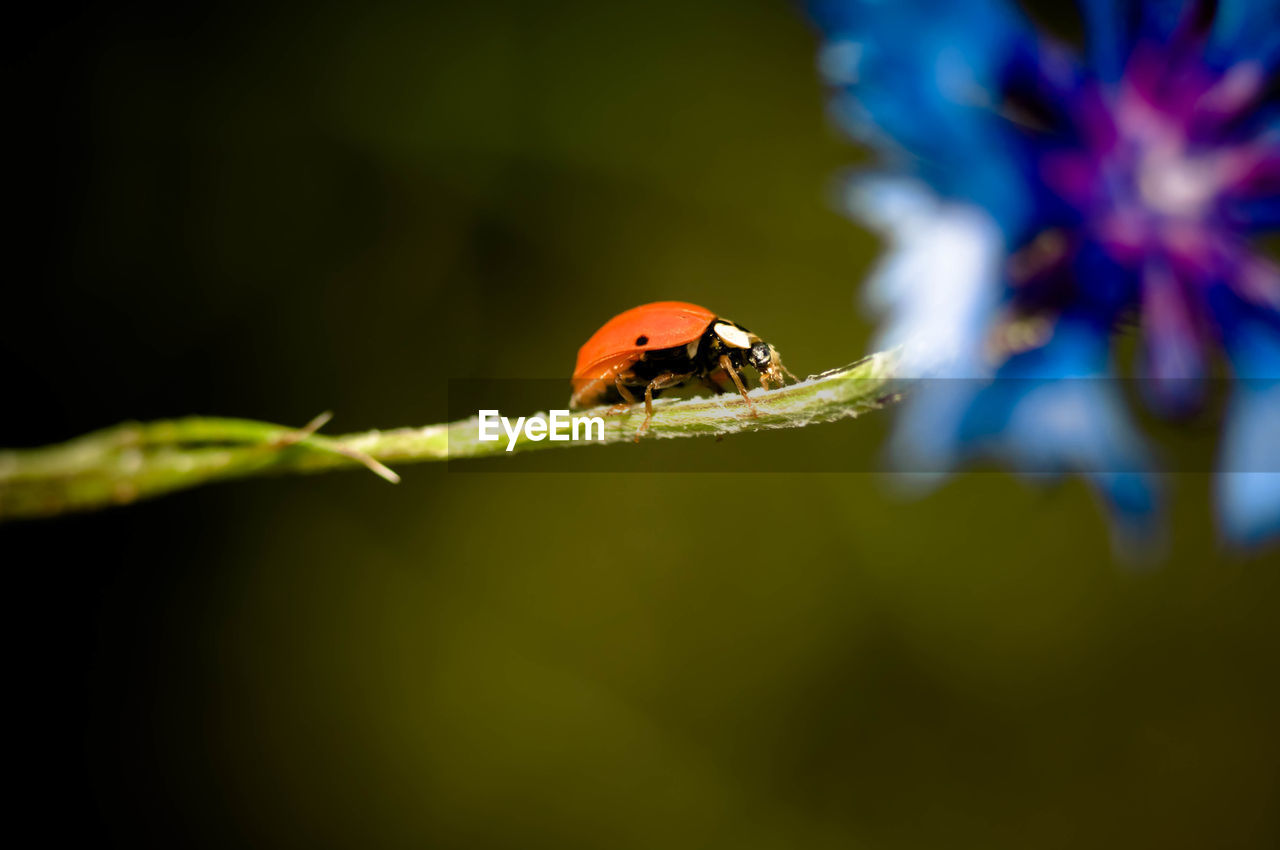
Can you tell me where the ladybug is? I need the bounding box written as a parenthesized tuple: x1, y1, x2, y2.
(569, 301, 797, 438)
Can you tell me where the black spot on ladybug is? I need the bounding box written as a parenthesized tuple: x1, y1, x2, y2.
(635, 335, 649, 345)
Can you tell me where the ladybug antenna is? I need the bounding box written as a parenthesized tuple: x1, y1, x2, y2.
(777, 354, 799, 385)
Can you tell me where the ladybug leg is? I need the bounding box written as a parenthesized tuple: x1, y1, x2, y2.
(719, 354, 758, 418)
(606, 372, 640, 416)
(635, 372, 690, 441)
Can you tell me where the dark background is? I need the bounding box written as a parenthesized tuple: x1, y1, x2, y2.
(7, 2, 1279, 847)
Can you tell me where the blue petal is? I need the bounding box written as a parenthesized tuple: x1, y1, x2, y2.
(806, 0, 1036, 230)
(961, 315, 1162, 535)
(1078, 1, 1255, 78)
(845, 176, 1005, 379)
(1216, 305, 1280, 544)
(886, 313, 1161, 543)
(1077, 0, 1139, 82)
(849, 178, 1005, 476)
(1219, 304, 1280, 379)
(1224, 195, 1280, 233)
(1217, 397, 1280, 544)
(1212, 0, 1280, 67)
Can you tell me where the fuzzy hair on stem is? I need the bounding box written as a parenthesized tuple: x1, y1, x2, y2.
(0, 350, 900, 521)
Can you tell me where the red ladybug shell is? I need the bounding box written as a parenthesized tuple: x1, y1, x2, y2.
(571, 301, 718, 407)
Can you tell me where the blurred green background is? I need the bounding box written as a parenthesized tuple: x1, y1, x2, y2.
(7, 1, 1279, 847)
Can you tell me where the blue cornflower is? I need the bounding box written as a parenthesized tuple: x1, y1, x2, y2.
(809, 0, 1280, 548)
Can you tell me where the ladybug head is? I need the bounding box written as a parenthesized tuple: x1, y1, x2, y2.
(707, 319, 796, 390)
(746, 341, 791, 390)
(746, 341, 773, 373)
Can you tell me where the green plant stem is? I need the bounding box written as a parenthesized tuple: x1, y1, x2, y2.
(0, 350, 900, 521)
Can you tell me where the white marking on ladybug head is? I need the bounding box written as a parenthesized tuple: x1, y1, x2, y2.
(686, 339, 700, 358)
(713, 322, 751, 349)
